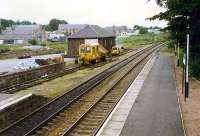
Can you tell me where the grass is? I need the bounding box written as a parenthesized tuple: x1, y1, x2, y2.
(161, 47, 174, 53)
(0, 41, 67, 53)
(46, 41, 67, 53)
(0, 41, 68, 59)
(0, 44, 28, 52)
(122, 33, 170, 49)
(0, 45, 10, 53)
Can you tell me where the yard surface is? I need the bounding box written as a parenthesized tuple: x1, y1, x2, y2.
(0, 42, 67, 60)
(16, 50, 136, 99)
(174, 57, 200, 136)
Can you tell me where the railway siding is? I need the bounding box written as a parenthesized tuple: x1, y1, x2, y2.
(0, 43, 164, 136)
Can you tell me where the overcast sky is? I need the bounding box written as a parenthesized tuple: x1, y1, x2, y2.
(0, 0, 167, 28)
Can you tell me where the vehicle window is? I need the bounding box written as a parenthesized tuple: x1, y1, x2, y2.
(80, 47, 91, 53)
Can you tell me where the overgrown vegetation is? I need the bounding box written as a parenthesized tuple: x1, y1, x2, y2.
(28, 39, 38, 45)
(45, 19, 68, 31)
(0, 45, 10, 53)
(46, 41, 67, 53)
(0, 19, 37, 33)
(150, 0, 200, 79)
(122, 33, 169, 49)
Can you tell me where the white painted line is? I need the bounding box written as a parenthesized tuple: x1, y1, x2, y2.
(0, 93, 32, 111)
(96, 55, 156, 136)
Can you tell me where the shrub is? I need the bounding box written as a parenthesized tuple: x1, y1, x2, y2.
(0, 45, 10, 53)
(28, 39, 38, 45)
(190, 58, 200, 79)
(139, 28, 148, 34)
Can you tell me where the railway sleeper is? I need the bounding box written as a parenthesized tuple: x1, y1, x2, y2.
(83, 117, 103, 122)
(69, 130, 93, 136)
(93, 108, 108, 112)
(89, 112, 107, 117)
(101, 99, 118, 103)
(76, 124, 97, 130)
(95, 107, 110, 111)
(81, 120, 101, 126)
(86, 115, 104, 120)
(97, 103, 113, 107)
(71, 127, 94, 134)
(68, 133, 89, 136)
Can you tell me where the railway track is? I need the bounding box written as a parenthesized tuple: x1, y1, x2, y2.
(0, 49, 133, 94)
(0, 65, 81, 94)
(0, 62, 112, 94)
(61, 44, 163, 136)
(0, 43, 165, 136)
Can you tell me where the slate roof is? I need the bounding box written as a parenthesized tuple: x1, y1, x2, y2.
(68, 25, 116, 39)
(58, 24, 87, 30)
(0, 25, 42, 40)
(0, 34, 33, 40)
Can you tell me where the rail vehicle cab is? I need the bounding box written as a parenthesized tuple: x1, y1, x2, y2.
(111, 47, 121, 56)
(79, 44, 102, 64)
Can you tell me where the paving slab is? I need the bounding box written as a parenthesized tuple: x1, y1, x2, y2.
(120, 53, 184, 136)
(97, 54, 156, 136)
(97, 53, 184, 136)
(0, 94, 13, 102)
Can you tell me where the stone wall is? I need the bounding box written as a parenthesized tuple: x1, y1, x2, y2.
(0, 63, 65, 90)
(0, 95, 48, 130)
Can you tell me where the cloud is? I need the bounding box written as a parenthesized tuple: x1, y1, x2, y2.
(0, 0, 167, 27)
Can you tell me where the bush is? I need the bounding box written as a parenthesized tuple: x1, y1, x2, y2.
(139, 28, 148, 34)
(190, 58, 200, 79)
(28, 39, 38, 45)
(40, 43, 46, 46)
(178, 48, 200, 79)
(0, 45, 10, 53)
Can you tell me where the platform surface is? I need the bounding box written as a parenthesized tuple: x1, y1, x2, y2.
(97, 53, 184, 136)
(0, 94, 13, 102)
(120, 53, 184, 136)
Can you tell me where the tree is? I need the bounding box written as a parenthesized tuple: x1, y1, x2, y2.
(149, 0, 200, 78)
(46, 19, 68, 31)
(0, 19, 15, 32)
(0, 19, 37, 33)
(28, 39, 38, 45)
(133, 25, 148, 34)
(139, 27, 148, 34)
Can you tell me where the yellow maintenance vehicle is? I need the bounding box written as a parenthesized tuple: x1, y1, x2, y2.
(79, 43, 109, 64)
(111, 47, 121, 56)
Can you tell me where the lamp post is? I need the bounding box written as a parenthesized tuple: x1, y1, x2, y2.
(175, 41, 177, 56)
(185, 16, 190, 99)
(177, 41, 180, 66)
(0, 19, 2, 33)
(174, 15, 190, 100)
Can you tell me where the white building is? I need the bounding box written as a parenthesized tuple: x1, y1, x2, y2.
(47, 32, 66, 42)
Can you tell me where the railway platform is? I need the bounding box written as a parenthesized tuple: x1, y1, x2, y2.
(0, 93, 13, 102)
(97, 53, 184, 136)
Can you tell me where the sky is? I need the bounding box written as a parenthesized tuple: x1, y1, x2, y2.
(0, 0, 167, 28)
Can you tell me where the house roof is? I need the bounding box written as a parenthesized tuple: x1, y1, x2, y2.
(58, 24, 87, 30)
(0, 25, 42, 40)
(15, 25, 41, 30)
(0, 34, 33, 40)
(68, 25, 115, 39)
